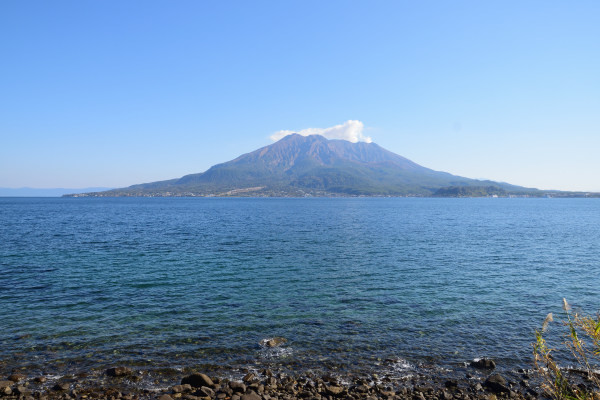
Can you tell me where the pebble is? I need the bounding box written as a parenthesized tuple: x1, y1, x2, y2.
(16, 386, 31, 395)
(230, 381, 246, 393)
(240, 392, 261, 400)
(326, 385, 344, 395)
(0, 381, 13, 389)
(243, 373, 258, 383)
(199, 387, 215, 397)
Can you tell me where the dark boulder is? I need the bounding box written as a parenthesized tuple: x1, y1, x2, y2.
(181, 373, 214, 388)
(471, 359, 496, 369)
(485, 374, 509, 393)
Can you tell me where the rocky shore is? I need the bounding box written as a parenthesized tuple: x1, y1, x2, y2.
(0, 361, 542, 400)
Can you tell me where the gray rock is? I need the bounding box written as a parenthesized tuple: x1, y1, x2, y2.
(485, 375, 509, 394)
(326, 385, 344, 396)
(241, 392, 261, 400)
(200, 386, 215, 397)
(175, 384, 193, 393)
(267, 377, 277, 387)
(16, 386, 31, 395)
(182, 373, 214, 388)
(159, 395, 174, 400)
(356, 384, 369, 393)
(172, 385, 185, 393)
(106, 367, 133, 377)
(259, 337, 287, 347)
(52, 382, 70, 391)
(243, 373, 258, 383)
(414, 392, 426, 400)
(230, 382, 246, 393)
(0, 381, 12, 389)
(8, 374, 26, 382)
(470, 359, 496, 370)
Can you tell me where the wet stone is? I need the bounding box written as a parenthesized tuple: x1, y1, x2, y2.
(182, 374, 214, 388)
(159, 395, 174, 400)
(199, 387, 215, 397)
(470, 359, 496, 370)
(229, 382, 246, 393)
(485, 375, 509, 394)
(260, 337, 287, 348)
(53, 383, 70, 391)
(33, 377, 47, 383)
(8, 374, 26, 383)
(445, 380, 458, 390)
(16, 386, 31, 395)
(106, 367, 133, 377)
(172, 385, 192, 393)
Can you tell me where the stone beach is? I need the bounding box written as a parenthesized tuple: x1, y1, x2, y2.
(0, 361, 542, 400)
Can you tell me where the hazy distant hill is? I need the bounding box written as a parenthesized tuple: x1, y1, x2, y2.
(0, 187, 113, 197)
(67, 134, 543, 197)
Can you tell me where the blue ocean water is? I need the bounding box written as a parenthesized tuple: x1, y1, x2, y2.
(0, 197, 598, 380)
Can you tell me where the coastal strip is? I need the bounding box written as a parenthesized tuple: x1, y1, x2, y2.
(0, 362, 540, 400)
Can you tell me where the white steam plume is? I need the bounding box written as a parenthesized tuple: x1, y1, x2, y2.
(270, 120, 372, 143)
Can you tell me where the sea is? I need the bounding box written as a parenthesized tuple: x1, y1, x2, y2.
(1, 197, 599, 385)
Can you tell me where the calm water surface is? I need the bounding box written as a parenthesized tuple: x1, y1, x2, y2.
(0, 198, 598, 379)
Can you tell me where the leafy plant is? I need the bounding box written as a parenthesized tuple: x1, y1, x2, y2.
(533, 299, 600, 400)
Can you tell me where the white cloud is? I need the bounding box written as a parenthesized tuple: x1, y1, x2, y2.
(270, 120, 372, 143)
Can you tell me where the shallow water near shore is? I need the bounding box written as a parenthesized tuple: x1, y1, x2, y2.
(1, 197, 599, 384)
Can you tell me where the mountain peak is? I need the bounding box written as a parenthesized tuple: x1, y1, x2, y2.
(68, 134, 536, 197)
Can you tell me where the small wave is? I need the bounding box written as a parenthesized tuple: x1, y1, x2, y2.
(258, 346, 294, 360)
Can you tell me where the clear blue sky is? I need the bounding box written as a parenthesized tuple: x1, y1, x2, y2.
(1, 1, 599, 191)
